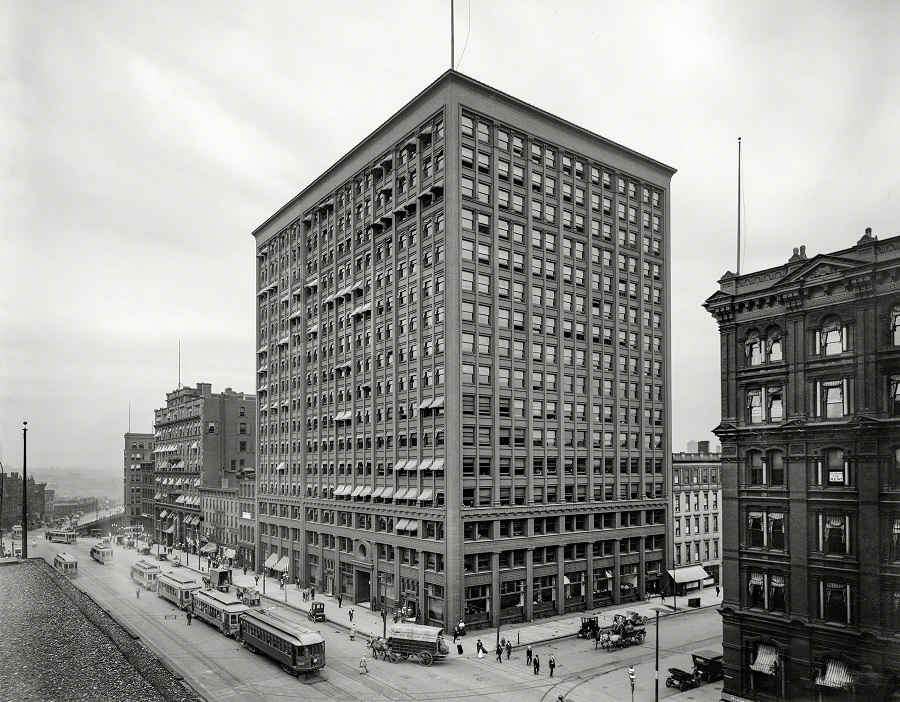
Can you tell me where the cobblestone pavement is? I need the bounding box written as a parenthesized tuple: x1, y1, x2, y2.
(0, 559, 202, 702)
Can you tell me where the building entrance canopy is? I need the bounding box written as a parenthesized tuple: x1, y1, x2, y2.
(667, 565, 710, 584)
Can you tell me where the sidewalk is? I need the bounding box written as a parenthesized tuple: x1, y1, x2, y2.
(164, 544, 722, 648)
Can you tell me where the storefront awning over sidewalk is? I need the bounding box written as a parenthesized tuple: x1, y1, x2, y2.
(667, 565, 710, 584)
(222, 548, 236, 559)
(264, 553, 278, 568)
(274, 556, 290, 572)
(199, 542, 218, 554)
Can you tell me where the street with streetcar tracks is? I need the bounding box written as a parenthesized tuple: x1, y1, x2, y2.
(9, 531, 724, 701)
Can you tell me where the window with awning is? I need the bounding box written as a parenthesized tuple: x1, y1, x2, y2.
(750, 643, 778, 675)
(263, 553, 278, 568)
(418, 488, 434, 503)
(395, 519, 410, 531)
(351, 486, 365, 498)
(371, 487, 385, 500)
(816, 659, 854, 690)
(163, 525, 175, 534)
(380, 486, 395, 500)
(274, 556, 290, 572)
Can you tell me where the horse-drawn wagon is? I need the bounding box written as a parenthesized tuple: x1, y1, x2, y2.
(375, 624, 449, 666)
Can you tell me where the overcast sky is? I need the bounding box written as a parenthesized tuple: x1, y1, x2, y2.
(2, 0, 898, 473)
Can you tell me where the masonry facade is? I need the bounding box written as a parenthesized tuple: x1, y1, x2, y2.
(153, 383, 256, 554)
(253, 71, 674, 630)
(124, 432, 154, 533)
(672, 443, 722, 589)
(705, 231, 900, 701)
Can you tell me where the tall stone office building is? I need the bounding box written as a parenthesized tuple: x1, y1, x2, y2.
(153, 382, 256, 554)
(124, 432, 154, 534)
(705, 230, 900, 700)
(253, 71, 674, 630)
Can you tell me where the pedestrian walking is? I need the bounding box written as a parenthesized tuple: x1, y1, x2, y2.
(186, 611, 192, 626)
(243, 566, 247, 576)
(338, 593, 343, 608)
(254, 575, 259, 586)
(548, 653, 556, 677)
(526, 645, 533, 665)
(311, 586, 315, 599)
(496, 645, 503, 663)
(505, 641, 512, 660)
(136, 588, 140, 599)
(350, 623, 356, 641)
(456, 641, 464, 655)
(359, 654, 368, 674)
(716, 585, 721, 597)
(349, 608, 355, 622)
(533, 654, 540, 675)
(476, 639, 486, 658)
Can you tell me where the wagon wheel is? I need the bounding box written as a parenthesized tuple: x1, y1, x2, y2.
(281, 664, 293, 675)
(388, 651, 401, 664)
(418, 652, 434, 667)
(638, 631, 646, 644)
(246, 644, 258, 654)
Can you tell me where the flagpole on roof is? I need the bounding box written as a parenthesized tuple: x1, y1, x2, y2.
(737, 137, 742, 275)
(450, 0, 455, 69)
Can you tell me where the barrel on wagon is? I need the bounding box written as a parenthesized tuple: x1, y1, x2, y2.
(385, 623, 449, 666)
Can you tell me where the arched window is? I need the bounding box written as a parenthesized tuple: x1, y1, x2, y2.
(766, 327, 783, 362)
(768, 450, 785, 486)
(745, 330, 763, 366)
(817, 448, 849, 486)
(892, 305, 900, 346)
(818, 317, 847, 356)
(747, 450, 764, 485)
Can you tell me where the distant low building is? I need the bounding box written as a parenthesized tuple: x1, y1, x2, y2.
(1, 472, 48, 529)
(671, 442, 721, 593)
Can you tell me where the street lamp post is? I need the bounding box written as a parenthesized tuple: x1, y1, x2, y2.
(381, 607, 387, 638)
(653, 607, 663, 702)
(22, 422, 28, 559)
(628, 665, 635, 702)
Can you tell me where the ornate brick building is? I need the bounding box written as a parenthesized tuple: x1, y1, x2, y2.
(705, 229, 900, 700)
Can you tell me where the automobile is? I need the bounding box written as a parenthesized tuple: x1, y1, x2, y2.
(666, 667, 700, 691)
(155, 552, 168, 561)
(171, 556, 181, 567)
(692, 650, 724, 683)
(308, 601, 325, 622)
(577, 615, 599, 639)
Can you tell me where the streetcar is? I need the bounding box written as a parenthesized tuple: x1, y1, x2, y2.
(130, 560, 162, 591)
(53, 552, 78, 577)
(46, 529, 77, 544)
(89, 543, 114, 564)
(239, 608, 326, 677)
(157, 571, 202, 609)
(191, 588, 248, 637)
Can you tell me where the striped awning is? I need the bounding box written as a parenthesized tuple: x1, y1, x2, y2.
(749, 643, 778, 675)
(264, 553, 278, 568)
(816, 659, 854, 690)
(274, 556, 290, 572)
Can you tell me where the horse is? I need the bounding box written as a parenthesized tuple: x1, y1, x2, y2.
(366, 636, 390, 660)
(596, 631, 624, 650)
